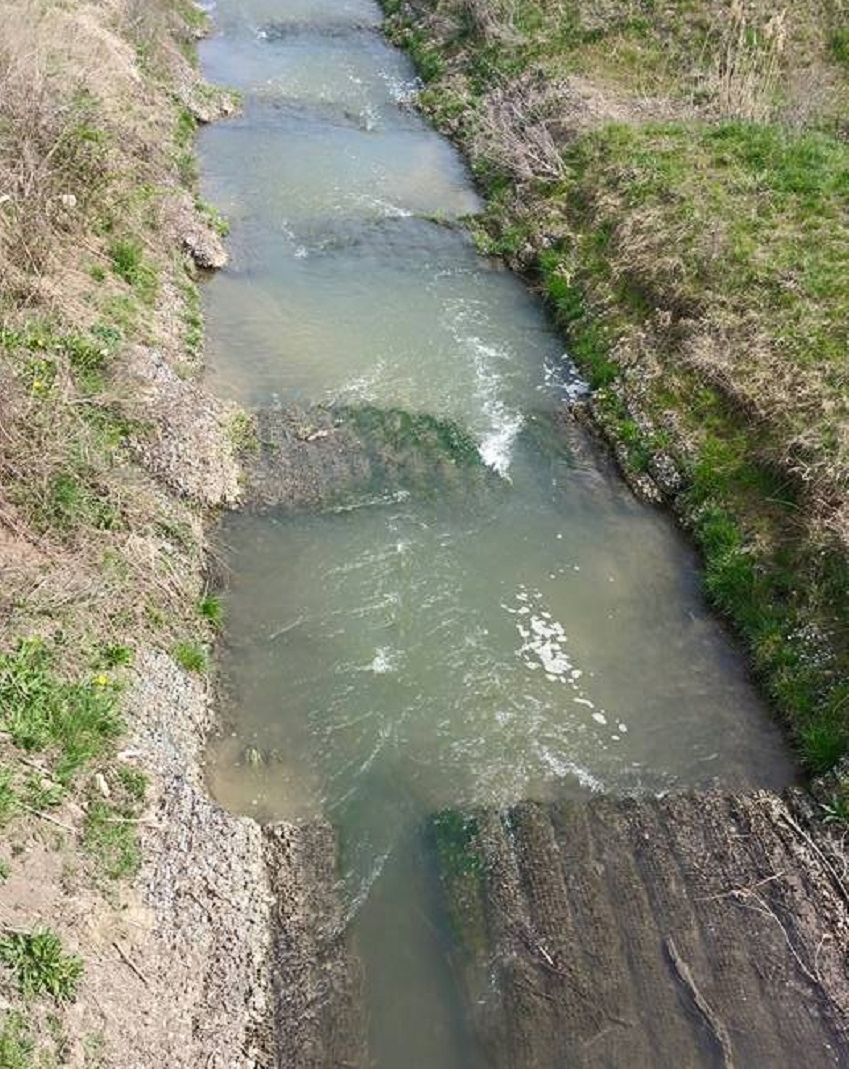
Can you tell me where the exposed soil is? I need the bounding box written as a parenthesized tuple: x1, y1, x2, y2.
(433, 791, 849, 1067)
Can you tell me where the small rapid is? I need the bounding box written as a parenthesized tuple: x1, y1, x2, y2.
(198, 3, 795, 1065)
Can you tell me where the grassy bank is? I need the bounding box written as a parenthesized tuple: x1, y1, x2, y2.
(384, 0, 849, 775)
(0, 0, 238, 1059)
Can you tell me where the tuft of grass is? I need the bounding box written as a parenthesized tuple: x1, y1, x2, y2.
(115, 765, 147, 802)
(21, 774, 64, 813)
(830, 27, 849, 67)
(83, 800, 140, 881)
(174, 107, 198, 184)
(99, 644, 133, 668)
(172, 640, 207, 673)
(83, 763, 146, 880)
(0, 769, 19, 826)
(35, 470, 118, 534)
(195, 198, 229, 237)
(821, 784, 849, 825)
(801, 719, 848, 776)
(226, 411, 258, 454)
(198, 594, 223, 628)
(0, 930, 83, 1001)
(108, 239, 158, 303)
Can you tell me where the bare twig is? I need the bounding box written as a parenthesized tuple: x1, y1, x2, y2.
(20, 802, 76, 833)
(112, 939, 150, 987)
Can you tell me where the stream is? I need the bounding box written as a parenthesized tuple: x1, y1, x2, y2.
(198, 2, 795, 1064)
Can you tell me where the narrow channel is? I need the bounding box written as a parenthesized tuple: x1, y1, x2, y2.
(198, 2, 795, 1064)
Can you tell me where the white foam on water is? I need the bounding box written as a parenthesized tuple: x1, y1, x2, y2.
(441, 301, 525, 477)
(538, 748, 605, 793)
(508, 586, 625, 747)
(541, 353, 589, 401)
(379, 69, 420, 104)
(369, 647, 400, 674)
(356, 193, 414, 218)
(479, 409, 524, 477)
(470, 335, 523, 478)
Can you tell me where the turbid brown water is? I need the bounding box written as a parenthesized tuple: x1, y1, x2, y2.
(197, 2, 797, 1065)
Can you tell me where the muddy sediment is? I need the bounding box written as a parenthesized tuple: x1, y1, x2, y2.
(432, 792, 849, 1067)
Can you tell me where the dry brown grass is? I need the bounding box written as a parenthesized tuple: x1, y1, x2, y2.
(0, 37, 110, 303)
(702, 1, 788, 120)
(0, 0, 225, 662)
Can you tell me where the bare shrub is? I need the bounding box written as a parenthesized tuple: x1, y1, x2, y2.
(460, 0, 522, 44)
(472, 74, 566, 182)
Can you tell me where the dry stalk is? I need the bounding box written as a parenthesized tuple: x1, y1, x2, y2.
(703, 1, 788, 120)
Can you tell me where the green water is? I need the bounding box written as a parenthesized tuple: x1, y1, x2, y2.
(198, 3, 794, 1064)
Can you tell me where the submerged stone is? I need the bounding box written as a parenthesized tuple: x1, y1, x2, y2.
(241, 403, 496, 513)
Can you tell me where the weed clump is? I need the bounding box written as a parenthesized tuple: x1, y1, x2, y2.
(108, 239, 158, 303)
(0, 1012, 34, 1066)
(0, 931, 82, 1002)
(198, 594, 224, 628)
(173, 640, 207, 673)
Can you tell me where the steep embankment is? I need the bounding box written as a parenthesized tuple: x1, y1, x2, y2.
(0, 3, 363, 1065)
(383, 0, 849, 780)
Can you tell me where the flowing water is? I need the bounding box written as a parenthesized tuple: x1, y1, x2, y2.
(198, 4, 795, 1064)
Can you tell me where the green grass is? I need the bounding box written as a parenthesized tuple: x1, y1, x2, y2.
(108, 239, 158, 304)
(0, 641, 123, 784)
(172, 640, 207, 673)
(0, 931, 82, 1001)
(35, 470, 118, 534)
(82, 764, 146, 880)
(174, 107, 198, 184)
(198, 594, 223, 628)
(0, 1013, 34, 1068)
(559, 120, 849, 393)
(98, 644, 133, 668)
(831, 27, 849, 67)
(0, 769, 19, 826)
(83, 801, 140, 881)
(226, 411, 258, 453)
(195, 198, 229, 237)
